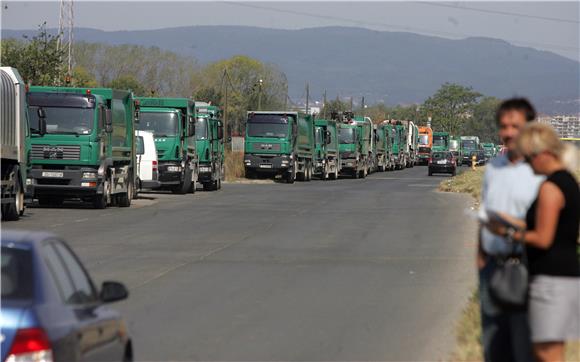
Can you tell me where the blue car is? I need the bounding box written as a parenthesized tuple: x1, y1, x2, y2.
(1, 230, 132, 362)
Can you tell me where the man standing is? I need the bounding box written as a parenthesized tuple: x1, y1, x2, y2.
(478, 98, 543, 361)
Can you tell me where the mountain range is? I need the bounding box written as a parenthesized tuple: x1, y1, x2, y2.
(3, 26, 579, 114)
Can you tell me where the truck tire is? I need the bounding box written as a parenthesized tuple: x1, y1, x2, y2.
(305, 161, 312, 182)
(285, 168, 295, 184)
(118, 177, 133, 207)
(2, 182, 20, 221)
(172, 167, 192, 194)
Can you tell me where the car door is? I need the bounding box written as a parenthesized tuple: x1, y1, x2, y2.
(49, 241, 124, 361)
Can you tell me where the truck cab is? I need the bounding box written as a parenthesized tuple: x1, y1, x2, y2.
(417, 126, 433, 165)
(314, 118, 340, 180)
(460, 136, 480, 165)
(338, 121, 365, 178)
(449, 137, 461, 166)
(195, 103, 224, 191)
(136, 98, 198, 194)
(27, 87, 138, 209)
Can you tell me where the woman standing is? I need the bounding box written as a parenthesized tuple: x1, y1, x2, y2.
(489, 123, 579, 361)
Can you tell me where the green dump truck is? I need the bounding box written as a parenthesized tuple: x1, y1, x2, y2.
(1, 67, 29, 220)
(195, 102, 224, 191)
(352, 115, 374, 175)
(314, 118, 340, 180)
(432, 131, 450, 153)
(482, 142, 496, 160)
(137, 97, 198, 194)
(460, 136, 480, 165)
(449, 136, 461, 166)
(405, 121, 419, 167)
(244, 111, 315, 183)
(27, 86, 139, 208)
(394, 122, 408, 169)
(375, 122, 394, 172)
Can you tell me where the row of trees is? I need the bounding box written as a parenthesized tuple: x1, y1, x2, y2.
(2, 24, 500, 141)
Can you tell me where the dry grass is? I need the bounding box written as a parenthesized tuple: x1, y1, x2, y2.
(224, 150, 245, 181)
(449, 292, 580, 362)
(439, 167, 486, 201)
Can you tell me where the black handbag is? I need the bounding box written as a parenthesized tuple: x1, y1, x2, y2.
(489, 240, 529, 309)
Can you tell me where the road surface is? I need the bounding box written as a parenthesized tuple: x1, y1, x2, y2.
(8, 166, 477, 361)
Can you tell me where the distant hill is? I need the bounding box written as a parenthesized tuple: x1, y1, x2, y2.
(3, 26, 579, 114)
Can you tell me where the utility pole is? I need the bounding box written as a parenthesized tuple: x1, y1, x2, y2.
(223, 69, 228, 145)
(257, 79, 263, 111)
(305, 82, 309, 115)
(57, 0, 74, 84)
(361, 96, 365, 116)
(350, 97, 353, 112)
(323, 90, 327, 119)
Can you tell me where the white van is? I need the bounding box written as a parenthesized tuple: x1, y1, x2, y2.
(135, 130, 161, 191)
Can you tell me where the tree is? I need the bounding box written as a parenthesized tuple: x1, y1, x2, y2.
(422, 83, 481, 135)
(72, 66, 98, 87)
(463, 96, 501, 143)
(1, 23, 66, 85)
(321, 98, 350, 118)
(108, 75, 147, 96)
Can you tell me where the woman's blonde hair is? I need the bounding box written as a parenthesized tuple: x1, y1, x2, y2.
(517, 123, 578, 172)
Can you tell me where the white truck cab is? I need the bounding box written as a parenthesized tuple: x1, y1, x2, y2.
(135, 130, 161, 191)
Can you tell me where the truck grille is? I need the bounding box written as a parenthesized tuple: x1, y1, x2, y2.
(31, 145, 81, 160)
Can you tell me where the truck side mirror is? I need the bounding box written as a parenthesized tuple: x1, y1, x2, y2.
(37, 107, 47, 136)
(325, 130, 332, 145)
(217, 125, 224, 140)
(105, 109, 113, 134)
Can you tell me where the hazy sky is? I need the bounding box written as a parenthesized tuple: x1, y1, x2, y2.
(2, 1, 579, 60)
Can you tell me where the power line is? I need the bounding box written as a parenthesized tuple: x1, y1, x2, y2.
(416, 2, 580, 24)
(220, 1, 579, 53)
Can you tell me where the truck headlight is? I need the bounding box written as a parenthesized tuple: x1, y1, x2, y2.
(82, 172, 97, 179)
(244, 159, 251, 165)
(26, 178, 33, 186)
(200, 166, 212, 173)
(167, 165, 181, 172)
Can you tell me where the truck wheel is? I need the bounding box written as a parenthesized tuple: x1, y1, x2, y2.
(306, 162, 312, 182)
(172, 168, 192, 195)
(285, 168, 295, 184)
(118, 178, 133, 207)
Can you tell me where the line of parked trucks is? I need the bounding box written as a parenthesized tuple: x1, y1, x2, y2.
(243, 111, 420, 182)
(1, 67, 225, 220)
(416, 127, 500, 167)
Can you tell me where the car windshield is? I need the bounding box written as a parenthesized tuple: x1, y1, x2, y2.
(138, 112, 179, 137)
(29, 106, 93, 135)
(339, 128, 355, 144)
(247, 122, 288, 138)
(1, 247, 33, 300)
(418, 134, 429, 145)
(196, 117, 208, 140)
(433, 135, 447, 148)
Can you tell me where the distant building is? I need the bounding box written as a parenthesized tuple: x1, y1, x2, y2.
(538, 115, 580, 138)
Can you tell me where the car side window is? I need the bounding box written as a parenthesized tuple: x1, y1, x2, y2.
(43, 243, 76, 303)
(53, 242, 98, 305)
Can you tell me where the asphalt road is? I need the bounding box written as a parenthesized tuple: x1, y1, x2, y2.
(7, 166, 477, 361)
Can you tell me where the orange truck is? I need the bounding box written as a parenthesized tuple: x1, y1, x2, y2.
(417, 126, 433, 165)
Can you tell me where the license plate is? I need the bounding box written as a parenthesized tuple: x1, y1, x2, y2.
(437, 160, 447, 165)
(42, 171, 64, 178)
(259, 164, 272, 169)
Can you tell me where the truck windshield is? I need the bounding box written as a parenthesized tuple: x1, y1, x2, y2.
(449, 140, 459, 151)
(339, 128, 355, 144)
(29, 106, 93, 135)
(418, 134, 429, 145)
(462, 140, 476, 150)
(195, 118, 208, 140)
(138, 112, 179, 137)
(247, 123, 288, 138)
(433, 135, 448, 148)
